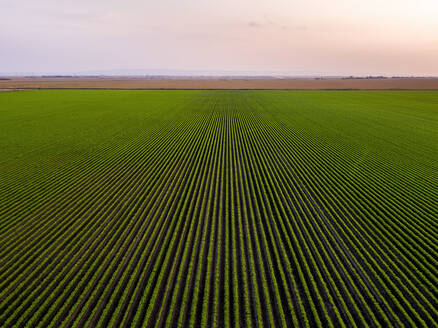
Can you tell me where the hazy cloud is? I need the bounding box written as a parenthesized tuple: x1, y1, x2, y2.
(248, 21, 262, 28)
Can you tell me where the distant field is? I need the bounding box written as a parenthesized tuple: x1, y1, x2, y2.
(2, 76, 438, 90)
(0, 90, 437, 327)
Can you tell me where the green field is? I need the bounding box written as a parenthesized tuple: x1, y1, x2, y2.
(0, 90, 437, 327)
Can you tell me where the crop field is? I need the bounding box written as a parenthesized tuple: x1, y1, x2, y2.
(0, 90, 437, 327)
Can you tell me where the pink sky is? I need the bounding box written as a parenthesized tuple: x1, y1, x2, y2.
(1, 0, 437, 75)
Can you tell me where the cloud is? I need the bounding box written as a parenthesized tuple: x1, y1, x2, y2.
(247, 19, 307, 31)
(248, 21, 262, 28)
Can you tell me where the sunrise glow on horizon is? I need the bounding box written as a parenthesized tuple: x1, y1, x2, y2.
(1, 0, 438, 76)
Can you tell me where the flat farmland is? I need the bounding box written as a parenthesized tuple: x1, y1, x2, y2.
(0, 90, 437, 327)
(2, 77, 438, 90)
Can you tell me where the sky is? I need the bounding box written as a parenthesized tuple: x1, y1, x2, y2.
(1, 0, 438, 76)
